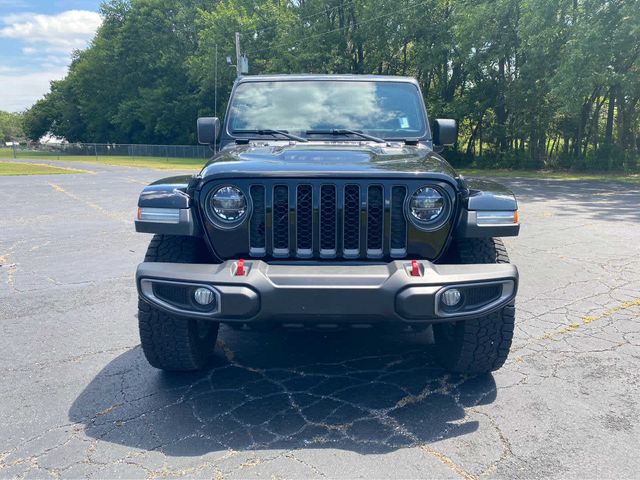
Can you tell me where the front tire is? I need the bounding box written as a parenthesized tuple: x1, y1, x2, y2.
(434, 238, 515, 373)
(138, 235, 219, 371)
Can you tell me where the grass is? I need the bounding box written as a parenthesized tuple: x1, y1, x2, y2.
(28, 155, 206, 170)
(0, 148, 206, 170)
(0, 161, 89, 176)
(459, 168, 640, 184)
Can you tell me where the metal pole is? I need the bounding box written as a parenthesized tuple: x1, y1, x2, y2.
(214, 44, 218, 118)
(235, 32, 241, 78)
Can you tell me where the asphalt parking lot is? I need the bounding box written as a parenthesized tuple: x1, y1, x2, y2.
(1, 159, 639, 479)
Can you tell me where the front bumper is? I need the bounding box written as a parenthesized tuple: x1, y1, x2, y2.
(136, 260, 518, 325)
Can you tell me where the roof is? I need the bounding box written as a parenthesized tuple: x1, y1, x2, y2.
(235, 74, 419, 84)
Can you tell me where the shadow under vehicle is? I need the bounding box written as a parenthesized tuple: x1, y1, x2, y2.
(69, 328, 498, 456)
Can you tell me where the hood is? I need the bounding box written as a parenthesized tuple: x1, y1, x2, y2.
(199, 142, 459, 182)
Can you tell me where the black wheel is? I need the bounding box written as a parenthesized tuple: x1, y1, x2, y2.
(138, 235, 219, 371)
(433, 238, 515, 373)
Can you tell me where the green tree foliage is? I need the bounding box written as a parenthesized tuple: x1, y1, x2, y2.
(0, 111, 25, 143)
(24, 0, 209, 144)
(24, 0, 640, 170)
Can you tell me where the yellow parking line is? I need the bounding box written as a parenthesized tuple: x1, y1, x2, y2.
(48, 182, 129, 223)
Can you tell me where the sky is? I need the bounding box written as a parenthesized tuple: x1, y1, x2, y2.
(0, 0, 103, 112)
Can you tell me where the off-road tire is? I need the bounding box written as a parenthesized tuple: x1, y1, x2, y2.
(138, 235, 219, 371)
(434, 238, 515, 373)
(449, 237, 510, 265)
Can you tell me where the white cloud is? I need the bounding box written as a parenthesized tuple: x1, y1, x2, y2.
(0, 10, 102, 111)
(0, 67, 67, 111)
(0, 10, 102, 53)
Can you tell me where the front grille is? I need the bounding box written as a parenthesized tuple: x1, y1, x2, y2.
(367, 185, 384, 256)
(390, 186, 407, 255)
(320, 185, 337, 256)
(249, 185, 266, 255)
(248, 182, 408, 259)
(273, 185, 289, 256)
(296, 185, 313, 256)
(343, 185, 360, 256)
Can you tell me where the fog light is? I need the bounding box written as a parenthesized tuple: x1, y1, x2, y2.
(442, 288, 462, 307)
(193, 288, 215, 306)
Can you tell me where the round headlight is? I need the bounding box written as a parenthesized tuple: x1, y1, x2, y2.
(209, 185, 247, 224)
(409, 187, 445, 223)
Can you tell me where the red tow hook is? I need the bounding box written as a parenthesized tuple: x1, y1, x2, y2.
(235, 259, 246, 276)
(410, 260, 421, 277)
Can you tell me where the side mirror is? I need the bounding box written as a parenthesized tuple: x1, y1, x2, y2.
(433, 118, 457, 147)
(197, 117, 220, 145)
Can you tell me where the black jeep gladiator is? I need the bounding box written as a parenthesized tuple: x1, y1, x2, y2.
(135, 74, 520, 374)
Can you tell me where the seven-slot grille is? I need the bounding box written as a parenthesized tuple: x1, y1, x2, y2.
(248, 182, 408, 259)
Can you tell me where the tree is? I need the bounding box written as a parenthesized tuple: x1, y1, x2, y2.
(0, 111, 25, 143)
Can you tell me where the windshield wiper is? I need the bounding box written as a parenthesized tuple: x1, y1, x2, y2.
(306, 129, 386, 144)
(232, 129, 308, 142)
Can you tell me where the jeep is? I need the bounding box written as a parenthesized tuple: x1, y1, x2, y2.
(135, 75, 519, 374)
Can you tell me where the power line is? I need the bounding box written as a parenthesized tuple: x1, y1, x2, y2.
(245, 0, 429, 57)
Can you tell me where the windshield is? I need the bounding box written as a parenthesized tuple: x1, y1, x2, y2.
(227, 80, 428, 140)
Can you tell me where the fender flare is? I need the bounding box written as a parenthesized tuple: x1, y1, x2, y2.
(135, 175, 201, 236)
(455, 178, 520, 238)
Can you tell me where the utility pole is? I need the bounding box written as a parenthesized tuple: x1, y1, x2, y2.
(233, 32, 249, 77)
(214, 44, 218, 117)
(235, 32, 242, 78)
(214, 43, 218, 155)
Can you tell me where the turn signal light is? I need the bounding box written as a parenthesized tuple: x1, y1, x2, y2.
(476, 211, 518, 226)
(137, 207, 181, 224)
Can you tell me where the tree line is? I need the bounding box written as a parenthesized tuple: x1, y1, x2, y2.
(22, 0, 640, 171)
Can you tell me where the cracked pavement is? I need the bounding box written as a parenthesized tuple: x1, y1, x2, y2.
(1, 160, 639, 479)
